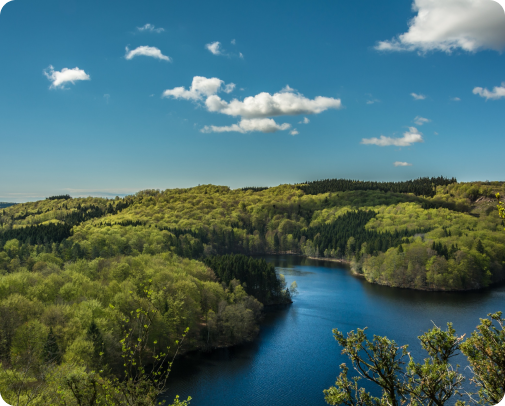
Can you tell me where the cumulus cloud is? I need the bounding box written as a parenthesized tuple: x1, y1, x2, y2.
(414, 116, 431, 125)
(125, 46, 171, 61)
(206, 41, 223, 55)
(205, 90, 342, 118)
(473, 82, 505, 100)
(201, 118, 291, 134)
(375, 0, 505, 53)
(137, 24, 164, 33)
(361, 127, 424, 147)
(394, 161, 413, 167)
(162, 76, 235, 101)
(411, 93, 426, 100)
(43, 65, 90, 89)
(290, 129, 299, 135)
(299, 117, 310, 124)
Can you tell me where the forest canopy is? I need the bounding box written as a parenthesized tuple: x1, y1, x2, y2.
(0, 176, 504, 404)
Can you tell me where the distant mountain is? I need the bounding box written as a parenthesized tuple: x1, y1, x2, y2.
(0, 202, 16, 209)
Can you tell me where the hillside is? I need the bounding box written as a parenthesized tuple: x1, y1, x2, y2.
(1, 178, 504, 293)
(1, 177, 505, 404)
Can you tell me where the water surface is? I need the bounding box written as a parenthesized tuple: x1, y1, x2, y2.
(163, 256, 505, 406)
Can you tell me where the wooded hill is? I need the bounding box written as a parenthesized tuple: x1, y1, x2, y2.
(1, 178, 504, 293)
(0, 177, 504, 404)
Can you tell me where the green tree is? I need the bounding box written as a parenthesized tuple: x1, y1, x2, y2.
(324, 323, 466, 406)
(498, 193, 505, 229)
(42, 327, 61, 365)
(274, 233, 280, 253)
(461, 312, 505, 405)
(86, 321, 106, 371)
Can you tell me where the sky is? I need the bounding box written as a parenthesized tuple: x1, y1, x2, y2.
(0, 0, 504, 202)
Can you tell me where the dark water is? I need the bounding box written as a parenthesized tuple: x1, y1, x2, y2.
(163, 255, 505, 406)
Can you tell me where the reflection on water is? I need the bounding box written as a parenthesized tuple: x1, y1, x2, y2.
(162, 255, 505, 406)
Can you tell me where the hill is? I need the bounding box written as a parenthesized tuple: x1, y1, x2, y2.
(1, 178, 504, 293)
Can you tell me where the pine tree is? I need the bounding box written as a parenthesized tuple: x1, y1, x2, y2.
(476, 239, 485, 254)
(87, 320, 107, 370)
(274, 233, 280, 253)
(43, 327, 61, 364)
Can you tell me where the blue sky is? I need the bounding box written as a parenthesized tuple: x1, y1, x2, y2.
(0, 0, 504, 201)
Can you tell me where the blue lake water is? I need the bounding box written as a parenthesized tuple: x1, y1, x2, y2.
(163, 255, 505, 406)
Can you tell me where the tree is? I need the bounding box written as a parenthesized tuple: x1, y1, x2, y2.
(43, 327, 61, 365)
(497, 193, 505, 229)
(461, 312, 505, 405)
(274, 233, 280, 253)
(59, 294, 192, 406)
(325, 313, 505, 406)
(324, 323, 466, 406)
(86, 321, 106, 371)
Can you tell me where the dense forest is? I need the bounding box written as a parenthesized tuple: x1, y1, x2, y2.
(1, 177, 505, 404)
(297, 176, 457, 197)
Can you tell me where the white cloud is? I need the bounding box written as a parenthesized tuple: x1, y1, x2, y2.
(43, 65, 90, 89)
(239, 52, 244, 59)
(137, 24, 164, 33)
(414, 116, 431, 125)
(299, 117, 310, 124)
(201, 118, 291, 134)
(394, 161, 413, 167)
(290, 129, 299, 135)
(366, 99, 381, 104)
(125, 46, 171, 61)
(162, 76, 235, 101)
(231, 39, 236, 45)
(451, 97, 461, 101)
(361, 127, 424, 147)
(411, 93, 426, 100)
(224, 83, 236, 94)
(473, 82, 505, 100)
(375, 0, 505, 53)
(206, 41, 223, 55)
(104, 94, 110, 104)
(205, 90, 342, 118)
(281, 85, 296, 93)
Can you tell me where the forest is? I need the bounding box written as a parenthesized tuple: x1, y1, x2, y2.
(0, 177, 505, 404)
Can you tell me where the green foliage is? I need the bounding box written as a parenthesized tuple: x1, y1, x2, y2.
(46, 195, 72, 201)
(460, 312, 505, 405)
(325, 323, 468, 406)
(203, 254, 290, 304)
(298, 176, 456, 197)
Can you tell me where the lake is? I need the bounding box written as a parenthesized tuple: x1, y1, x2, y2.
(162, 255, 505, 406)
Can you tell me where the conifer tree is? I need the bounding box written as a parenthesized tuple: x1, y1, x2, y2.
(87, 320, 107, 370)
(43, 327, 61, 365)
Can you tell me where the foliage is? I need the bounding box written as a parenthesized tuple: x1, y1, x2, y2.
(461, 312, 505, 405)
(46, 195, 72, 201)
(325, 312, 505, 405)
(298, 176, 457, 197)
(203, 254, 290, 304)
(1, 179, 504, 294)
(497, 193, 505, 230)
